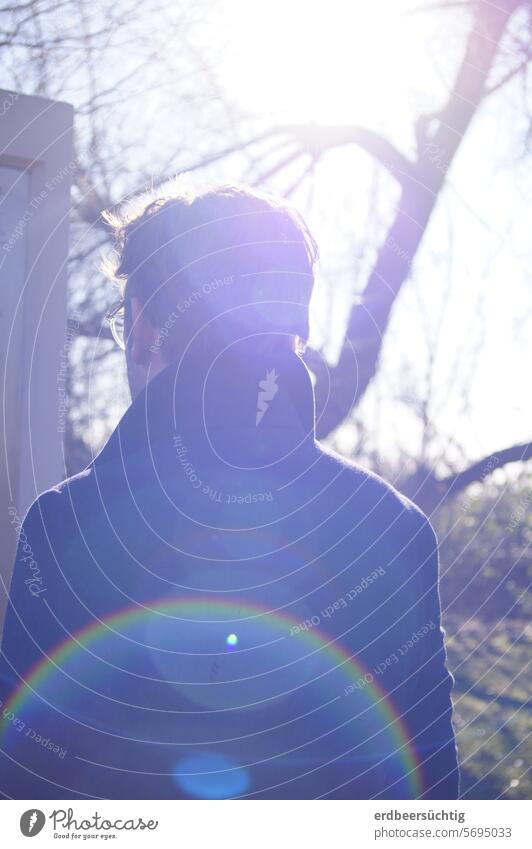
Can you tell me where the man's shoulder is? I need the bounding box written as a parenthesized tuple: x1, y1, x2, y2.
(317, 443, 426, 518)
(314, 446, 438, 568)
(22, 465, 93, 527)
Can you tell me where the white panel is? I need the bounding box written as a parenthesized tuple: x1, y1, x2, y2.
(0, 90, 74, 626)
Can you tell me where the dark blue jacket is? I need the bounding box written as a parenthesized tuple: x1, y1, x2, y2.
(0, 342, 459, 799)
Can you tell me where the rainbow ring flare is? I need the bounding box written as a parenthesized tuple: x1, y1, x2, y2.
(1, 596, 424, 797)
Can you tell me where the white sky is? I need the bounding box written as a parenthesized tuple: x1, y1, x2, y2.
(204, 0, 532, 468)
(77, 0, 531, 471)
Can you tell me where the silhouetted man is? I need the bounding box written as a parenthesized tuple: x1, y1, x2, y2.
(0, 185, 458, 799)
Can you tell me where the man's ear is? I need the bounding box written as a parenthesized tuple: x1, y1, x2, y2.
(128, 296, 158, 366)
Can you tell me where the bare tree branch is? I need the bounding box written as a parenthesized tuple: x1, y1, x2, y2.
(310, 0, 523, 438)
(401, 441, 532, 511)
(440, 441, 532, 494)
(273, 124, 414, 183)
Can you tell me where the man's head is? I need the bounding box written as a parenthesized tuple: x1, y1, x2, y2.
(103, 183, 318, 398)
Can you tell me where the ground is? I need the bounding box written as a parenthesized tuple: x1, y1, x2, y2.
(444, 615, 531, 800)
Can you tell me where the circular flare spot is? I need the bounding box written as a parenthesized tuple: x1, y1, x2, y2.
(226, 633, 238, 650)
(174, 752, 250, 799)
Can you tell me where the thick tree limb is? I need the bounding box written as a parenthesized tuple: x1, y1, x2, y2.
(274, 123, 414, 182)
(311, 0, 522, 438)
(401, 441, 532, 512)
(440, 442, 532, 496)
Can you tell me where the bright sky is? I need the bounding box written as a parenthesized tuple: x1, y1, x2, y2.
(82, 0, 531, 473)
(218, 0, 455, 135)
(205, 0, 532, 469)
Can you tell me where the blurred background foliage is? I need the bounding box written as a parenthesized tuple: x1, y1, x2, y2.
(434, 473, 531, 798)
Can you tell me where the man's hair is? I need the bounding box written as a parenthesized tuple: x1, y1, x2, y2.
(103, 182, 318, 358)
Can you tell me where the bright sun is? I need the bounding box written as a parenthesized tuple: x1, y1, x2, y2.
(220, 0, 425, 130)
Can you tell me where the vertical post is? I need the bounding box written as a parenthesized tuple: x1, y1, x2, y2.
(0, 90, 74, 628)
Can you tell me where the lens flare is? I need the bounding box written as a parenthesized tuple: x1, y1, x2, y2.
(226, 633, 238, 650)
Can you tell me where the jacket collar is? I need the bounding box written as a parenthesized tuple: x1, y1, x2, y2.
(93, 341, 318, 475)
